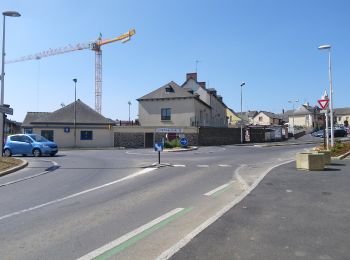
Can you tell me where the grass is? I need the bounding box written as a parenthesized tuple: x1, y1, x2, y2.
(0, 157, 23, 172)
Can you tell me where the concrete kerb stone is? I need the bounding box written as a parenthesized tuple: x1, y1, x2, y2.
(0, 159, 28, 177)
(163, 147, 198, 152)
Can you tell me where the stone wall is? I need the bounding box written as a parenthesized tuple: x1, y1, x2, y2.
(198, 127, 241, 146)
(114, 132, 144, 148)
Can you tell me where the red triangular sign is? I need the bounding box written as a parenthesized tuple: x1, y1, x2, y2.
(318, 99, 329, 109)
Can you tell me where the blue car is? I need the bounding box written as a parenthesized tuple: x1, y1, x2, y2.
(3, 134, 58, 157)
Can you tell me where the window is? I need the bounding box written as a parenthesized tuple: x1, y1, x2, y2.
(41, 130, 54, 141)
(161, 108, 171, 121)
(24, 128, 33, 134)
(80, 130, 93, 140)
(165, 86, 174, 93)
(259, 116, 263, 122)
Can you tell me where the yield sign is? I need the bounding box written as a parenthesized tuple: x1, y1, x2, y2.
(318, 99, 329, 110)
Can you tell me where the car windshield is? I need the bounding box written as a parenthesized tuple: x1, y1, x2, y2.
(28, 134, 48, 142)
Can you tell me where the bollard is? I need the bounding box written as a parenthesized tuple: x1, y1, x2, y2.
(296, 152, 325, 171)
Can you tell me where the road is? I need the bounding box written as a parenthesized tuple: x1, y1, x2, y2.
(0, 144, 314, 259)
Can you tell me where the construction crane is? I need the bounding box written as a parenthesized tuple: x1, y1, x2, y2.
(6, 29, 136, 114)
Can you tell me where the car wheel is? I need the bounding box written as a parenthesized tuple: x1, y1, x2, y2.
(50, 152, 57, 157)
(33, 148, 41, 157)
(4, 149, 12, 157)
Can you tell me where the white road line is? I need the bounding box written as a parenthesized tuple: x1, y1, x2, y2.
(157, 159, 295, 260)
(173, 165, 186, 167)
(197, 165, 209, 168)
(218, 164, 231, 167)
(0, 167, 157, 222)
(0, 160, 58, 188)
(77, 208, 184, 260)
(204, 182, 233, 196)
(234, 164, 249, 190)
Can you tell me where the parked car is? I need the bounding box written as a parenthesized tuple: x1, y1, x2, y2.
(3, 134, 58, 157)
(312, 128, 347, 138)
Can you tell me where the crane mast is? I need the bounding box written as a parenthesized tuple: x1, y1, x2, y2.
(6, 29, 136, 114)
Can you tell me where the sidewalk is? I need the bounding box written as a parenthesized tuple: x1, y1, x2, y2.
(171, 158, 350, 260)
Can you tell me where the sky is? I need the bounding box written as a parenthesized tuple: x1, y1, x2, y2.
(1, 0, 350, 122)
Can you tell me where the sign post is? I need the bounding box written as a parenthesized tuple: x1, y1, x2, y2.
(318, 94, 330, 150)
(154, 142, 164, 164)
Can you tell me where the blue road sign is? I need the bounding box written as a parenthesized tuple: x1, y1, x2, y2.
(154, 142, 164, 152)
(180, 137, 188, 147)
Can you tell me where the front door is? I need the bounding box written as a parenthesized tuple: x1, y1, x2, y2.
(145, 133, 154, 148)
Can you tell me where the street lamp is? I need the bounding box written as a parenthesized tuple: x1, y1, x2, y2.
(240, 82, 245, 143)
(73, 78, 77, 147)
(288, 99, 299, 136)
(318, 44, 334, 147)
(0, 11, 21, 156)
(128, 101, 131, 123)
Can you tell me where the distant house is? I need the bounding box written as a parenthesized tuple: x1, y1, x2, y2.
(252, 111, 282, 126)
(138, 73, 228, 128)
(283, 103, 324, 129)
(334, 108, 350, 126)
(22, 99, 115, 148)
(226, 108, 241, 126)
(237, 111, 258, 125)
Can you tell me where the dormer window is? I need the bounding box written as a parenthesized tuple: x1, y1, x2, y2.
(165, 86, 174, 93)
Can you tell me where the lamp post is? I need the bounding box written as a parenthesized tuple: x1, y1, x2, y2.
(0, 11, 21, 156)
(240, 82, 245, 143)
(318, 44, 334, 147)
(73, 78, 77, 147)
(128, 101, 131, 123)
(288, 99, 299, 136)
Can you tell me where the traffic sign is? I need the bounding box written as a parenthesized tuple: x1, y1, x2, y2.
(0, 105, 13, 115)
(318, 99, 329, 110)
(154, 142, 163, 152)
(180, 137, 188, 147)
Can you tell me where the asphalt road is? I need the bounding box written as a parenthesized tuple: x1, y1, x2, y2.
(171, 158, 350, 260)
(0, 144, 315, 260)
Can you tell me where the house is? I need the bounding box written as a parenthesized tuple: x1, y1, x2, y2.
(283, 103, 324, 129)
(22, 99, 115, 148)
(181, 73, 228, 127)
(334, 108, 350, 126)
(137, 81, 211, 127)
(237, 111, 258, 125)
(226, 108, 241, 126)
(252, 111, 282, 126)
(138, 73, 228, 128)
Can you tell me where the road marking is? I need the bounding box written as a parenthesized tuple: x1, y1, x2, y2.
(204, 181, 234, 196)
(77, 208, 192, 260)
(173, 164, 186, 167)
(0, 160, 58, 188)
(197, 165, 209, 168)
(218, 164, 231, 167)
(0, 167, 157, 222)
(157, 159, 295, 260)
(234, 165, 249, 190)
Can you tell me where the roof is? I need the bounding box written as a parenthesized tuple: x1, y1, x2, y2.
(137, 81, 195, 100)
(334, 108, 350, 115)
(23, 100, 115, 126)
(258, 111, 283, 120)
(237, 111, 258, 119)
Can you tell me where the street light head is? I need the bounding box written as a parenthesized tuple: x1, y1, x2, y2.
(318, 44, 331, 50)
(73, 78, 77, 83)
(3, 11, 21, 17)
(240, 82, 245, 87)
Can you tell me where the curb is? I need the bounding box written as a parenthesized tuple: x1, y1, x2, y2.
(164, 147, 198, 152)
(332, 150, 350, 160)
(0, 159, 28, 177)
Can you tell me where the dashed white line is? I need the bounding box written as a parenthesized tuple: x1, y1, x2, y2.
(218, 164, 231, 167)
(173, 165, 186, 167)
(197, 165, 209, 168)
(204, 182, 233, 196)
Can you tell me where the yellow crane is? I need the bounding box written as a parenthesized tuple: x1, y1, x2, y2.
(6, 29, 136, 114)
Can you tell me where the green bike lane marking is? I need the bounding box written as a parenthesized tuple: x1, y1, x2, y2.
(92, 207, 193, 260)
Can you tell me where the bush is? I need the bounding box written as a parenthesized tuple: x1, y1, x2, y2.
(164, 139, 181, 149)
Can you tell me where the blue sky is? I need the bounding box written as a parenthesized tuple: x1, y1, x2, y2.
(2, 0, 349, 122)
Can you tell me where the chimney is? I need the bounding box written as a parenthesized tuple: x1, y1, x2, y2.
(198, 82, 206, 89)
(186, 73, 197, 81)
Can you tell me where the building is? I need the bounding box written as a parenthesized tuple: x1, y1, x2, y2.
(252, 111, 282, 126)
(226, 108, 241, 126)
(138, 73, 228, 128)
(283, 103, 324, 129)
(237, 111, 258, 125)
(22, 99, 115, 148)
(334, 108, 350, 126)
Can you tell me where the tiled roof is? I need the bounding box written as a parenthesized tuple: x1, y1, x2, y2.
(137, 81, 195, 100)
(23, 100, 114, 125)
(334, 108, 350, 115)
